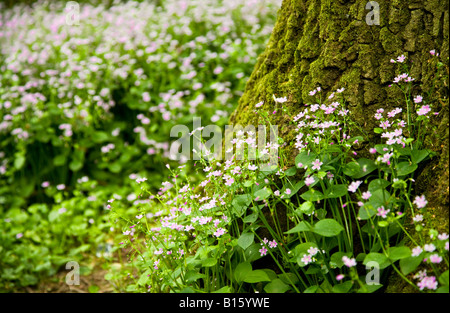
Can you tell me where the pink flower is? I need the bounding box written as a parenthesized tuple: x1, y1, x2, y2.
(377, 206, 390, 218)
(142, 92, 151, 102)
(41, 181, 50, 188)
(248, 164, 258, 171)
(311, 159, 323, 171)
(259, 246, 268, 256)
(214, 228, 226, 237)
(342, 256, 356, 268)
(336, 274, 345, 281)
(413, 214, 423, 222)
(413, 95, 423, 103)
(411, 246, 423, 257)
(417, 105, 431, 116)
(396, 55, 406, 63)
(424, 244, 436, 252)
(348, 180, 362, 193)
(429, 254, 442, 264)
(305, 176, 315, 186)
(268, 240, 278, 248)
(301, 254, 313, 265)
(417, 276, 438, 290)
(413, 195, 428, 208)
(285, 188, 292, 195)
(361, 191, 372, 200)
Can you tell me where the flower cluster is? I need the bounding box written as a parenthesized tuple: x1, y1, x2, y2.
(259, 237, 278, 256)
(293, 87, 349, 153)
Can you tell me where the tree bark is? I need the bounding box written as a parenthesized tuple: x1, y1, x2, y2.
(230, 0, 449, 292)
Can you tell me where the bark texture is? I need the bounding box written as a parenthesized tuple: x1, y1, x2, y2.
(230, 0, 449, 292)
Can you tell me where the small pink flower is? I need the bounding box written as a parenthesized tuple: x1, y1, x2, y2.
(429, 254, 442, 264)
(311, 159, 322, 171)
(301, 254, 313, 265)
(342, 256, 356, 268)
(259, 246, 268, 256)
(336, 274, 345, 281)
(413, 95, 423, 103)
(413, 195, 428, 208)
(377, 206, 390, 218)
(41, 181, 50, 188)
(305, 176, 315, 186)
(361, 191, 372, 200)
(412, 246, 423, 257)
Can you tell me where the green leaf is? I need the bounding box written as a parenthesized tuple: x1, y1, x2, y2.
(300, 189, 324, 202)
(396, 161, 418, 176)
(231, 194, 252, 217)
(343, 161, 360, 177)
(264, 279, 290, 293)
(353, 158, 377, 179)
(92, 131, 109, 143)
(285, 221, 313, 234)
(278, 273, 299, 286)
(53, 154, 67, 166)
(410, 149, 433, 164)
(285, 167, 297, 176)
(213, 286, 232, 293)
(387, 246, 411, 261)
(296, 201, 314, 215)
(244, 243, 264, 262)
(137, 270, 150, 286)
(436, 286, 450, 293)
(237, 232, 254, 250)
(332, 280, 353, 293)
(363, 253, 390, 269)
(109, 162, 122, 173)
(254, 187, 271, 201)
(88, 285, 100, 293)
(324, 184, 348, 199)
(313, 219, 344, 237)
(282, 180, 305, 198)
(235, 261, 252, 283)
(400, 256, 423, 275)
(368, 179, 390, 192)
(243, 211, 258, 223)
(439, 270, 449, 286)
(243, 270, 271, 283)
(304, 285, 319, 293)
(14, 154, 26, 169)
(185, 271, 206, 283)
(201, 258, 217, 267)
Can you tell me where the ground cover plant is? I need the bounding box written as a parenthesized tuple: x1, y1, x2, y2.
(0, 0, 448, 294)
(110, 53, 449, 293)
(0, 0, 281, 291)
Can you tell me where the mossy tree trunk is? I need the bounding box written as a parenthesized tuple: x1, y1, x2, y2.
(230, 0, 449, 292)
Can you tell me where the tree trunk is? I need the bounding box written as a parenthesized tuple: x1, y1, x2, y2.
(230, 0, 449, 292)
